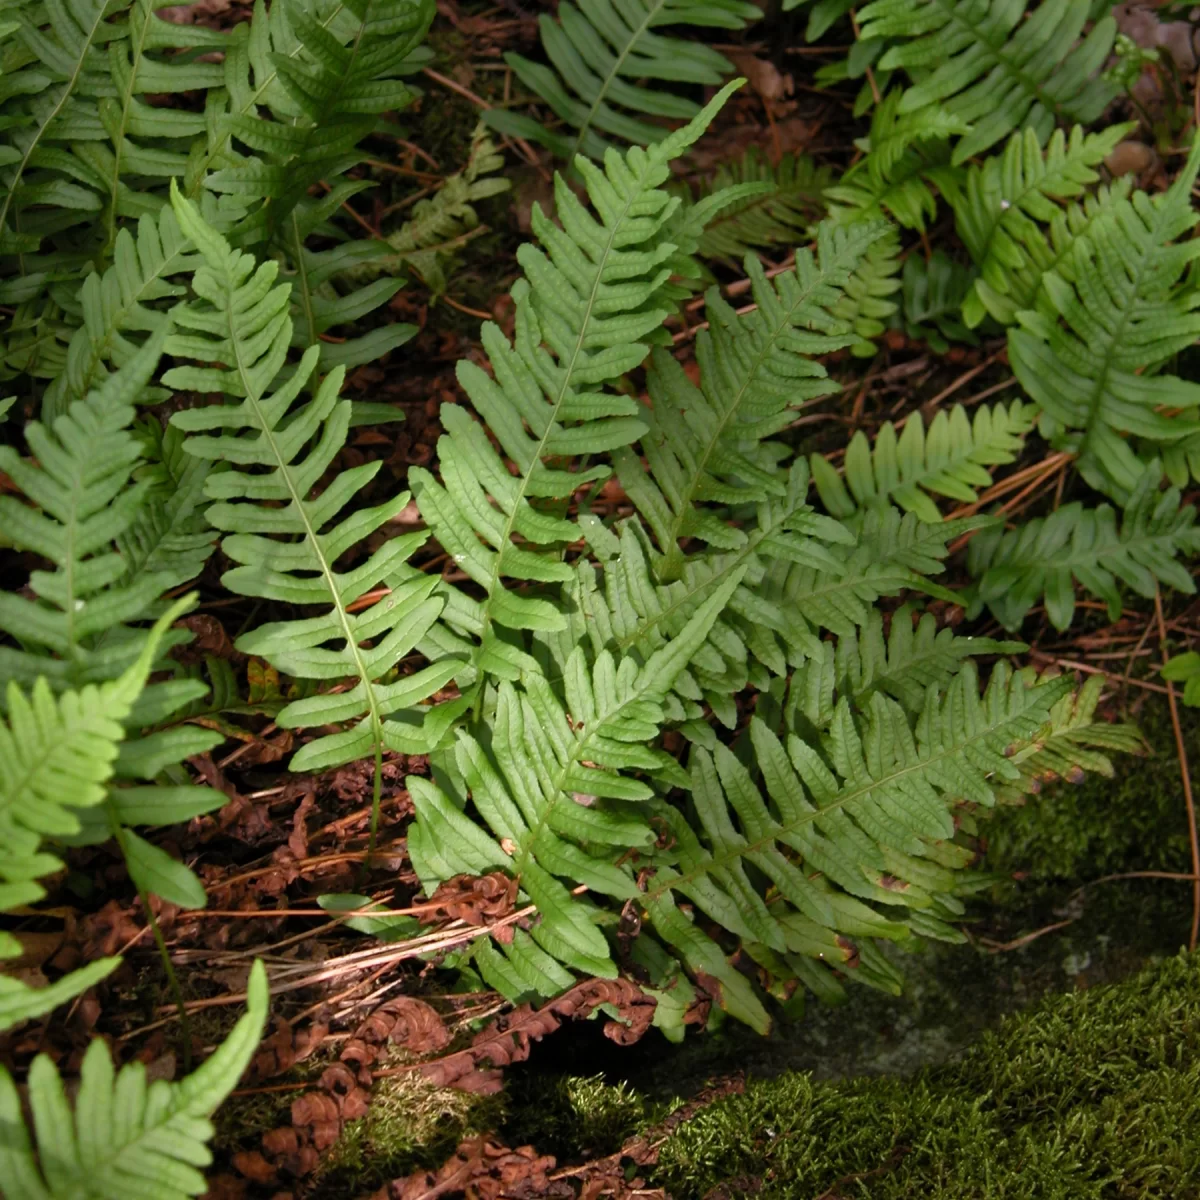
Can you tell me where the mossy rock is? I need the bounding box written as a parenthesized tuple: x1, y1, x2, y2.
(651, 950, 1200, 1199)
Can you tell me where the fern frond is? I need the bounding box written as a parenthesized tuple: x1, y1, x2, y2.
(788, 604, 1025, 716)
(825, 91, 966, 232)
(810, 400, 1036, 523)
(857, 0, 1118, 164)
(564, 463, 856, 717)
(1008, 139, 1200, 501)
(989, 670, 1146, 802)
(411, 86, 740, 676)
(0, 952, 120, 1035)
(407, 573, 743, 979)
(966, 472, 1200, 631)
(690, 148, 831, 261)
(893, 250, 977, 352)
(486, 0, 758, 163)
(0, 600, 185, 913)
(165, 186, 460, 776)
(637, 663, 1074, 1028)
(203, 0, 434, 242)
(0, 959, 268, 1199)
(827, 227, 902, 355)
(0, 324, 178, 691)
(41, 208, 200, 421)
(1162, 652, 1200, 707)
(949, 123, 1132, 329)
(613, 219, 886, 579)
(355, 125, 510, 297)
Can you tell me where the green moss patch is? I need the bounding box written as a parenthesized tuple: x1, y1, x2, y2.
(650, 950, 1200, 1199)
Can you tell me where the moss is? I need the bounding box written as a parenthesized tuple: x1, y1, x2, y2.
(502, 1073, 666, 1163)
(308, 1072, 504, 1199)
(650, 950, 1200, 1199)
(981, 695, 1197, 885)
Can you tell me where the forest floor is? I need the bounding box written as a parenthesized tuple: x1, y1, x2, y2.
(6, 0, 1200, 1196)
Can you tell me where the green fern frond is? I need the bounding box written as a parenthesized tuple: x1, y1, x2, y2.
(203, 0, 434, 242)
(949, 123, 1133, 329)
(407, 572, 744, 979)
(566, 463, 856, 716)
(989, 670, 1146, 803)
(0, 599, 186, 913)
(613, 219, 886, 579)
(827, 227, 902, 355)
(165, 184, 460, 777)
(41, 207, 200, 421)
(1008, 138, 1200, 501)
(0, 323, 179, 691)
(1162, 652, 1200, 707)
(788, 604, 1025, 716)
(825, 91, 966, 232)
(690, 148, 831, 261)
(486, 0, 758, 163)
(959, 178, 1132, 329)
(966, 472, 1200, 631)
(411, 85, 741, 676)
(354, 125, 511, 297)
(810, 400, 1036, 523)
(0, 952, 121, 1035)
(893, 251, 978, 351)
(637, 663, 1074, 1028)
(0, 959, 269, 1199)
(857, 0, 1118, 164)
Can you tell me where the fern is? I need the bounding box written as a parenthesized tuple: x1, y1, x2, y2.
(689, 148, 831, 261)
(0, 602, 185, 1031)
(948, 123, 1133, 329)
(410, 85, 742, 677)
(966, 472, 1200, 631)
(893, 250, 978, 351)
(1008, 138, 1200, 502)
(987, 670, 1146, 803)
(486, 0, 759, 163)
(856, 0, 1118, 164)
(825, 92, 966, 233)
(409, 575, 742, 980)
(640, 663, 1075, 1029)
(1162, 652, 1200, 707)
(827, 228, 903, 356)
(0, 960, 268, 1199)
(347, 125, 511, 297)
(165, 185, 460, 789)
(810, 400, 1037, 523)
(613, 218, 887, 580)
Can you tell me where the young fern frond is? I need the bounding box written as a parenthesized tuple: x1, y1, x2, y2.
(407, 573, 744, 979)
(1008, 139, 1200, 501)
(0, 959, 269, 1200)
(810, 400, 1036, 523)
(948, 123, 1133, 329)
(486, 0, 758, 163)
(410, 85, 741, 677)
(966, 472, 1200, 631)
(688, 148, 831, 261)
(856, 0, 1118, 164)
(165, 186, 461, 784)
(613, 219, 886, 580)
